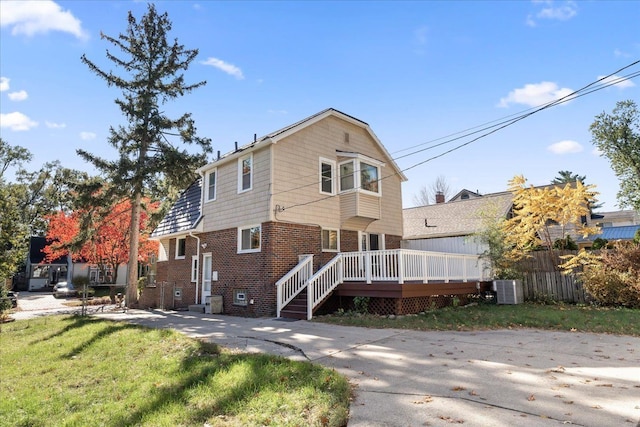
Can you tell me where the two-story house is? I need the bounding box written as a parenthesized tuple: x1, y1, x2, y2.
(144, 109, 405, 316)
(144, 109, 489, 318)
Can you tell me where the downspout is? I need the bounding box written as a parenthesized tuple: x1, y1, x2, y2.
(190, 231, 200, 305)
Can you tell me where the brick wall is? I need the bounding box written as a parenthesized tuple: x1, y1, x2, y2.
(141, 224, 402, 316)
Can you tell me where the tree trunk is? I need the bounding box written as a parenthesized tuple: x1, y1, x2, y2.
(126, 191, 142, 307)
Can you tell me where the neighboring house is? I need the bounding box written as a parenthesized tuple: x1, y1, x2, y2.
(577, 210, 640, 248)
(22, 236, 127, 291)
(25, 236, 71, 291)
(402, 191, 513, 255)
(145, 108, 406, 316)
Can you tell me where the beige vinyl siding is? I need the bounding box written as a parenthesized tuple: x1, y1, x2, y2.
(272, 115, 403, 236)
(201, 147, 272, 231)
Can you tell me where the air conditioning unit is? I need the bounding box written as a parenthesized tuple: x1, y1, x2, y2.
(492, 280, 524, 304)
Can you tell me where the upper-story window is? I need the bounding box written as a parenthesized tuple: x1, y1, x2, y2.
(339, 158, 381, 195)
(319, 158, 336, 195)
(205, 169, 217, 202)
(238, 154, 253, 193)
(175, 237, 186, 259)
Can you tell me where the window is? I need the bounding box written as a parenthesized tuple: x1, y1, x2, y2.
(321, 229, 339, 252)
(238, 225, 261, 253)
(339, 161, 354, 191)
(205, 169, 217, 201)
(360, 162, 379, 193)
(191, 255, 198, 282)
(339, 159, 381, 195)
(320, 159, 336, 194)
(238, 154, 252, 193)
(175, 237, 186, 259)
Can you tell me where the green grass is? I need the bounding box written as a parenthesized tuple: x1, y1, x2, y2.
(0, 316, 350, 427)
(314, 303, 640, 336)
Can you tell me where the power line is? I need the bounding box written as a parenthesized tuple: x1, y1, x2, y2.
(281, 60, 639, 211)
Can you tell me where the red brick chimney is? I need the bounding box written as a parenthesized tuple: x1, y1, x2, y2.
(435, 191, 445, 204)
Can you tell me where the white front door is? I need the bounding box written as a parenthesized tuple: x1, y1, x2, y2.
(201, 253, 212, 304)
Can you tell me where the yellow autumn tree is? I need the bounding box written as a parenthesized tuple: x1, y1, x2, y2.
(502, 175, 600, 264)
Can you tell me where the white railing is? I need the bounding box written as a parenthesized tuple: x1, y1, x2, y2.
(342, 249, 489, 284)
(307, 255, 343, 320)
(276, 254, 314, 317)
(277, 249, 490, 319)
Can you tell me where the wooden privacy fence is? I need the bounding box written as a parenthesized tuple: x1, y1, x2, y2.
(517, 251, 588, 303)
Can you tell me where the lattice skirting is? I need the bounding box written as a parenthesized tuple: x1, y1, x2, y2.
(316, 294, 474, 316)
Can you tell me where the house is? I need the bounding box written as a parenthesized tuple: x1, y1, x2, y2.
(24, 236, 70, 291)
(402, 191, 513, 255)
(577, 210, 640, 248)
(21, 236, 128, 291)
(144, 109, 490, 318)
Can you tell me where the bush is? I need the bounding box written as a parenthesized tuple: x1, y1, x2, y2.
(564, 243, 640, 308)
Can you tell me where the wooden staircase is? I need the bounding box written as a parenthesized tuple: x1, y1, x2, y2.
(279, 289, 308, 319)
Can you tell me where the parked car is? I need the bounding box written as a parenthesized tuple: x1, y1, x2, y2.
(53, 282, 77, 298)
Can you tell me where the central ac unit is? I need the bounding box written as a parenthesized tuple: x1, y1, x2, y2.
(492, 280, 524, 304)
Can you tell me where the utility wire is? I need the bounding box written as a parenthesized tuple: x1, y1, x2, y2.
(281, 60, 639, 211)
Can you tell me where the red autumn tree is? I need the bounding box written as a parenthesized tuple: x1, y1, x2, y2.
(44, 199, 158, 301)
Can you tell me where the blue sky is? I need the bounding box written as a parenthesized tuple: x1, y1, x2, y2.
(1, 0, 638, 211)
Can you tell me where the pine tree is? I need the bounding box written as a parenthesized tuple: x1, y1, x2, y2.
(80, 4, 212, 306)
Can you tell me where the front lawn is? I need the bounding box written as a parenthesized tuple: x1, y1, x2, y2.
(0, 316, 350, 427)
(314, 302, 640, 336)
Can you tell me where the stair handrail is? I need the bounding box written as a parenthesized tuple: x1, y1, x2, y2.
(276, 254, 314, 317)
(306, 254, 343, 320)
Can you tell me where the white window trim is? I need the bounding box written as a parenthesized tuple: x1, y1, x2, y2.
(338, 158, 382, 197)
(205, 168, 217, 202)
(191, 255, 198, 282)
(321, 228, 340, 252)
(175, 237, 186, 259)
(237, 153, 253, 194)
(237, 224, 261, 254)
(319, 158, 336, 195)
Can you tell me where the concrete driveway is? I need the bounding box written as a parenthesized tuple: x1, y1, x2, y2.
(11, 292, 84, 319)
(91, 309, 640, 427)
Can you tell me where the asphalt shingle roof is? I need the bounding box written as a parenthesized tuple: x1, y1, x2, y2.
(151, 179, 202, 237)
(403, 192, 513, 239)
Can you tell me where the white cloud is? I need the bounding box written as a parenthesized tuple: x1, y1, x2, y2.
(597, 74, 635, 89)
(201, 57, 245, 80)
(80, 131, 96, 140)
(0, 77, 9, 92)
(547, 140, 583, 154)
(592, 147, 603, 156)
(527, 1, 577, 27)
(0, 0, 88, 40)
(0, 111, 38, 131)
(414, 26, 428, 45)
(46, 121, 66, 129)
(8, 90, 28, 101)
(498, 81, 574, 108)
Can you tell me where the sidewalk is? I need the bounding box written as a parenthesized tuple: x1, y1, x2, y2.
(94, 309, 640, 427)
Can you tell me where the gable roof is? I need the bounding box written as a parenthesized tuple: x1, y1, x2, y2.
(403, 192, 513, 239)
(197, 108, 407, 181)
(151, 179, 202, 238)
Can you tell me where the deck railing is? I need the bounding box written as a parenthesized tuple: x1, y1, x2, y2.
(277, 249, 490, 319)
(342, 249, 489, 284)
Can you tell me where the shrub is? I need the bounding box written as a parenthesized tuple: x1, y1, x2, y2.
(562, 242, 640, 307)
(353, 296, 370, 314)
(553, 235, 578, 250)
(591, 237, 609, 250)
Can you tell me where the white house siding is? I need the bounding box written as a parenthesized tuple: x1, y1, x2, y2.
(271, 115, 403, 236)
(200, 146, 272, 232)
(402, 236, 488, 255)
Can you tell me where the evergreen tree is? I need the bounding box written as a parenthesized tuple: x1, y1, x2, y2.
(80, 4, 212, 305)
